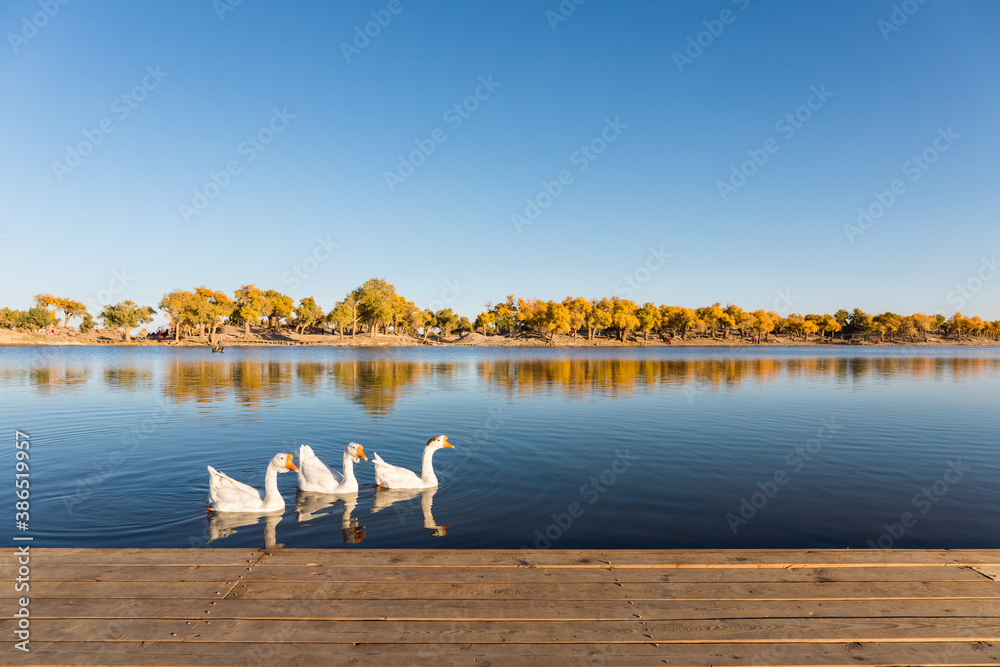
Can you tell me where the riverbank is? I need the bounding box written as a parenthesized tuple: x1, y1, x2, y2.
(1, 326, 996, 348)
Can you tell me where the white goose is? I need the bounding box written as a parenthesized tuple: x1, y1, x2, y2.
(372, 435, 453, 489)
(207, 453, 298, 513)
(296, 443, 367, 494)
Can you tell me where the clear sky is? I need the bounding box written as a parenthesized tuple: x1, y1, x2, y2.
(2, 0, 998, 326)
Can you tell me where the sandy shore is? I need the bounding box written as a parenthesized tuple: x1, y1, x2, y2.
(0, 326, 995, 348)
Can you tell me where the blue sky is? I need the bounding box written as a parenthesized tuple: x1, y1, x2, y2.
(2, 0, 998, 326)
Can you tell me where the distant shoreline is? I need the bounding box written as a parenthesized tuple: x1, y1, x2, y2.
(1, 327, 996, 349)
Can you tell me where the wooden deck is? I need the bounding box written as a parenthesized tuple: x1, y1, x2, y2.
(3, 548, 999, 666)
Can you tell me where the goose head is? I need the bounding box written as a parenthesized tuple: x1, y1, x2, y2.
(426, 435, 454, 451)
(345, 442, 368, 464)
(270, 453, 298, 473)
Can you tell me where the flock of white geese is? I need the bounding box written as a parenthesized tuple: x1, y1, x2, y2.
(205, 435, 454, 544)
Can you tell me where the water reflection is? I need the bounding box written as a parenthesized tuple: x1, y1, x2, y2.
(8, 353, 1000, 411)
(327, 361, 450, 416)
(294, 491, 365, 543)
(373, 486, 449, 538)
(0, 366, 89, 393)
(165, 360, 296, 406)
(477, 356, 1000, 398)
(207, 511, 284, 549)
(104, 367, 152, 391)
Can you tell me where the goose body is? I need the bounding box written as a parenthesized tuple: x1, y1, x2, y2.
(372, 435, 453, 489)
(297, 443, 367, 494)
(207, 453, 297, 513)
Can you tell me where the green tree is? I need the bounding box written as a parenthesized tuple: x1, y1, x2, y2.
(433, 308, 460, 337)
(293, 297, 325, 333)
(31, 294, 62, 328)
(354, 277, 398, 337)
(326, 301, 354, 338)
(79, 313, 94, 333)
(848, 308, 875, 341)
(22, 306, 56, 331)
(0, 308, 16, 329)
(98, 300, 155, 343)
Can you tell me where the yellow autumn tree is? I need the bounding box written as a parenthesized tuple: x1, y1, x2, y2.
(584, 298, 613, 340)
(609, 297, 640, 342)
(539, 300, 571, 343)
(635, 302, 661, 340)
(562, 297, 592, 339)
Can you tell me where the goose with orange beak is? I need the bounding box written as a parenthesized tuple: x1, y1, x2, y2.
(372, 435, 454, 489)
(297, 442, 367, 494)
(207, 453, 298, 513)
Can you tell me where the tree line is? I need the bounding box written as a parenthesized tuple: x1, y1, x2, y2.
(3, 279, 999, 344)
(472, 296, 1000, 343)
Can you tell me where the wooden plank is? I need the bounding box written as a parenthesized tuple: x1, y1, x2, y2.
(254, 548, 1000, 567)
(12, 547, 999, 568)
(182, 617, 1000, 643)
(11, 581, 240, 599)
(223, 564, 991, 584)
(6, 641, 1000, 667)
(13, 563, 986, 583)
(4, 548, 262, 566)
(972, 565, 1000, 581)
(229, 579, 1000, 601)
(3, 597, 997, 622)
(0, 618, 194, 642)
(1, 564, 254, 583)
(20, 574, 993, 602)
(7, 596, 997, 622)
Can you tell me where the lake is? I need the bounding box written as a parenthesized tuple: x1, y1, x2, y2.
(1, 345, 997, 550)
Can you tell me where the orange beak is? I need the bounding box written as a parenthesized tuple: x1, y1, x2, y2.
(442, 437, 454, 449)
(356, 445, 368, 461)
(285, 454, 298, 472)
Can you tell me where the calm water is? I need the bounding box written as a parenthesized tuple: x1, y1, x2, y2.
(1, 345, 997, 550)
